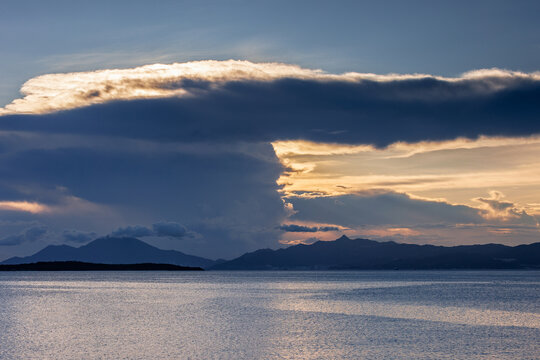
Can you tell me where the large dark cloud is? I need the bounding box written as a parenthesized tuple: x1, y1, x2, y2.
(1, 69, 539, 258)
(0, 139, 285, 259)
(1, 76, 539, 146)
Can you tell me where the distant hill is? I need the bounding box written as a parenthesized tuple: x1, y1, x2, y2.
(0, 261, 203, 271)
(1, 237, 216, 269)
(212, 235, 540, 270)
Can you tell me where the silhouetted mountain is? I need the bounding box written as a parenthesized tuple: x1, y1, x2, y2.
(0, 261, 203, 271)
(1, 237, 216, 268)
(212, 235, 540, 270)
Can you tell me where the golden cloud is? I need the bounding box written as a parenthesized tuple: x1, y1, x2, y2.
(0, 201, 50, 214)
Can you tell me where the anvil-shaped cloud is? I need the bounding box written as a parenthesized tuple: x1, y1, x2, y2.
(0, 60, 539, 260)
(2, 61, 540, 146)
(4, 60, 538, 117)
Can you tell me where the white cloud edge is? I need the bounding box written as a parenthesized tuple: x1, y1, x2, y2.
(1, 60, 539, 115)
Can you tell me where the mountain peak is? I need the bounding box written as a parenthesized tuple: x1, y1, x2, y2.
(80, 236, 154, 250)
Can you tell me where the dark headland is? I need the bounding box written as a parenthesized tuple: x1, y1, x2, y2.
(0, 261, 203, 271)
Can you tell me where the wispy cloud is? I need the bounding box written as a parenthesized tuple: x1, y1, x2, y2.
(0, 201, 50, 214)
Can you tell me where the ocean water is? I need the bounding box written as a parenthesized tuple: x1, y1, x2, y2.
(0, 271, 538, 360)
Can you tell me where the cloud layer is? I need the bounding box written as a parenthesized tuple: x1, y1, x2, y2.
(4, 60, 538, 117)
(2, 61, 540, 147)
(1, 61, 539, 259)
(272, 137, 540, 209)
(285, 191, 539, 246)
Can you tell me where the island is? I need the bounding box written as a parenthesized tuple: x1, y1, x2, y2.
(0, 261, 203, 271)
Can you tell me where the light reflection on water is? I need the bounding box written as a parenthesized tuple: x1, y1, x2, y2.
(0, 271, 538, 360)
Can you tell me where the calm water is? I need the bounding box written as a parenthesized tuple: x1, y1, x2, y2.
(0, 271, 538, 359)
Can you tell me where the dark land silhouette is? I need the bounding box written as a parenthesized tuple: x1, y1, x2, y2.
(212, 235, 540, 270)
(0, 261, 203, 271)
(3, 235, 539, 271)
(1, 237, 217, 268)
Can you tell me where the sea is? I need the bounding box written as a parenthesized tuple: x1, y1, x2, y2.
(0, 271, 538, 359)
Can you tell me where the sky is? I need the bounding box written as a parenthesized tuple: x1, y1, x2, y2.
(1, 0, 540, 260)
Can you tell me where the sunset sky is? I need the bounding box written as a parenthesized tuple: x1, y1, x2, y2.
(1, 0, 540, 260)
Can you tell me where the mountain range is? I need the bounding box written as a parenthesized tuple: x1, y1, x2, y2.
(1, 237, 217, 268)
(2, 235, 539, 270)
(211, 235, 540, 270)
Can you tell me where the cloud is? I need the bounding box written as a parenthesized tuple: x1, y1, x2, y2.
(278, 224, 317, 232)
(1, 61, 540, 147)
(0, 201, 50, 214)
(62, 229, 97, 243)
(282, 190, 540, 246)
(1, 61, 540, 258)
(6, 61, 538, 116)
(111, 222, 191, 239)
(0, 61, 328, 115)
(475, 191, 514, 213)
(474, 191, 539, 225)
(152, 222, 188, 238)
(272, 136, 540, 211)
(0, 226, 47, 246)
(278, 224, 339, 232)
(288, 191, 485, 228)
(111, 225, 154, 238)
(318, 226, 341, 232)
(280, 237, 321, 246)
(0, 137, 286, 259)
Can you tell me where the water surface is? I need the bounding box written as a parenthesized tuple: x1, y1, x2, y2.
(0, 271, 538, 359)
